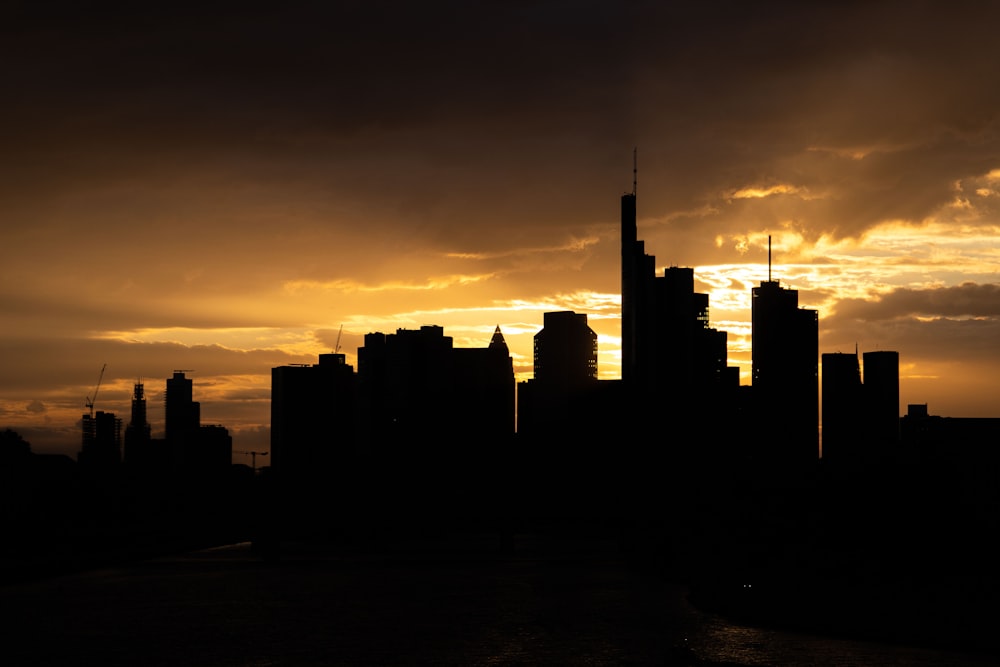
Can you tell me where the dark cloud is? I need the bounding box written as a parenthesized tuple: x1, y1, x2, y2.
(0, 337, 312, 396)
(822, 283, 1000, 369)
(830, 283, 1000, 321)
(7, 1, 997, 246)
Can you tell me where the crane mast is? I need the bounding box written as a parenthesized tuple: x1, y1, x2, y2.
(85, 363, 107, 419)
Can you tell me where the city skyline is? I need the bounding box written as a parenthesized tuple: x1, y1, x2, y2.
(3, 2, 1000, 456)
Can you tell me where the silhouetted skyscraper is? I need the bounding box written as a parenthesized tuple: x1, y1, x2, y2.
(124, 380, 155, 470)
(621, 185, 641, 386)
(533, 311, 597, 389)
(165, 371, 200, 444)
(821, 351, 862, 465)
(271, 353, 356, 479)
(752, 277, 819, 467)
(164, 371, 203, 476)
(452, 326, 516, 440)
(618, 161, 738, 437)
(862, 350, 900, 459)
(79, 409, 122, 470)
(518, 310, 610, 443)
(357, 325, 454, 449)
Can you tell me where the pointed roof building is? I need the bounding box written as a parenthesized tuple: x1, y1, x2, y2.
(489, 325, 509, 355)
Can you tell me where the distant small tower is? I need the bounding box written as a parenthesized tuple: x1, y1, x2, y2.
(124, 380, 153, 468)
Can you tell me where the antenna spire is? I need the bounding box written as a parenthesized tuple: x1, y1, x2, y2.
(768, 234, 772, 282)
(632, 146, 637, 196)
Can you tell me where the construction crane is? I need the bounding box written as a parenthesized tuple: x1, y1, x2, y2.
(335, 324, 344, 354)
(235, 450, 269, 471)
(85, 363, 107, 419)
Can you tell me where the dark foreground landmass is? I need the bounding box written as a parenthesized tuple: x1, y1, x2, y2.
(2, 518, 1000, 666)
(4, 458, 1000, 663)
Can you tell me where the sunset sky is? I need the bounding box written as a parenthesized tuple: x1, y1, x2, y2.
(3, 1, 1000, 459)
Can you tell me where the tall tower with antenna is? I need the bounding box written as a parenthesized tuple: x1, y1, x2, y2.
(621, 147, 643, 385)
(751, 238, 819, 467)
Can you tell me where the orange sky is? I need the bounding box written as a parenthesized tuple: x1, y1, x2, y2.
(3, 2, 1000, 459)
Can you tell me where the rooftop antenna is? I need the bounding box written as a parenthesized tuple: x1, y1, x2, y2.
(768, 234, 772, 282)
(632, 146, 637, 196)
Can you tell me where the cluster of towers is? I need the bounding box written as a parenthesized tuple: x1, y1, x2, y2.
(514, 170, 823, 477)
(78, 371, 233, 483)
(269, 168, 835, 517)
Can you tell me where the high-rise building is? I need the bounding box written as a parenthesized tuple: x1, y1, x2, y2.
(271, 353, 356, 479)
(79, 409, 122, 470)
(862, 350, 900, 458)
(452, 326, 516, 441)
(355, 324, 515, 454)
(821, 351, 862, 464)
(821, 349, 900, 471)
(533, 311, 597, 388)
(619, 159, 738, 426)
(123, 381, 154, 469)
(751, 268, 819, 467)
(165, 371, 200, 446)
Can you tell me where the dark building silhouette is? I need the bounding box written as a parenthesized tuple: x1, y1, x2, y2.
(862, 350, 900, 458)
(619, 162, 739, 463)
(452, 326, 516, 442)
(266, 325, 516, 530)
(533, 311, 597, 387)
(78, 409, 122, 470)
(356, 325, 514, 453)
(123, 380, 155, 470)
(821, 349, 900, 471)
(621, 185, 640, 386)
(516, 310, 626, 518)
(160, 371, 234, 485)
(357, 325, 456, 456)
(900, 403, 1000, 507)
(751, 258, 818, 468)
(193, 424, 233, 481)
(517, 311, 598, 438)
(165, 371, 200, 468)
(821, 351, 862, 464)
(270, 353, 356, 486)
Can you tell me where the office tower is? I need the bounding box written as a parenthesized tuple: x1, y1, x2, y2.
(452, 326, 516, 440)
(821, 351, 862, 465)
(271, 353, 356, 479)
(352, 325, 515, 523)
(862, 350, 900, 458)
(619, 159, 738, 423)
(164, 371, 202, 475)
(124, 381, 154, 469)
(621, 184, 641, 385)
(357, 325, 454, 449)
(165, 371, 200, 444)
(517, 310, 611, 446)
(356, 324, 515, 452)
(79, 409, 122, 470)
(751, 270, 819, 467)
(533, 311, 598, 389)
